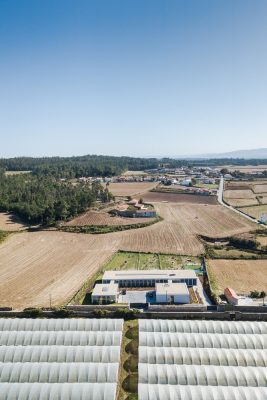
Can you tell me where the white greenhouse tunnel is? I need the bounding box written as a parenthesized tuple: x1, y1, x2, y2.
(139, 331, 267, 349)
(139, 346, 267, 367)
(0, 318, 123, 332)
(139, 319, 267, 400)
(0, 318, 123, 400)
(138, 384, 267, 400)
(139, 319, 267, 335)
(0, 383, 117, 400)
(0, 345, 120, 363)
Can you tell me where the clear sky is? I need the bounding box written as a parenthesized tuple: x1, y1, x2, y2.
(0, 0, 267, 158)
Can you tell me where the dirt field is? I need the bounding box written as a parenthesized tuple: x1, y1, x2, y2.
(65, 210, 155, 226)
(208, 259, 267, 295)
(0, 200, 256, 310)
(253, 184, 267, 193)
(0, 231, 120, 310)
(0, 212, 28, 231)
(224, 189, 255, 199)
(239, 205, 267, 220)
(257, 236, 267, 247)
(226, 165, 267, 173)
(224, 198, 259, 207)
(105, 182, 158, 196)
(143, 191, 218, 204)
(241, 204, 267, 218)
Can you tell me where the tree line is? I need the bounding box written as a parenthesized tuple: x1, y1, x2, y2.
(0, 171, 113, 225)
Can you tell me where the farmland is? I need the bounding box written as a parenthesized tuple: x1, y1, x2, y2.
(0, 193, 257, 310)
(208, 259, 267, 295)
(239, 205, 267, 220)
(143, 191, 217, 204)
(226, 165, 267, 173)
(0, 231, 120, 310)
(0, 212, 27, 231)
(223, 179, 267, 209)
(105, 182, 158, 197)
(64, 210, 156, 226)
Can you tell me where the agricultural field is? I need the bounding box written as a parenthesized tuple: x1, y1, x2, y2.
(0, 212, 28, 231)
(143, 191, 217, 204)
(238, 205, 267, 221)
(4, 170, 31, 176)
(208, 259, 267, 295)
(223, 179, 267, 208)
(226, 165, 267, 173)
(105, 182, 158, 197)
(64, 210, 156, 226)
(0, 194, 256, 310)
(0, 231, 120, 310)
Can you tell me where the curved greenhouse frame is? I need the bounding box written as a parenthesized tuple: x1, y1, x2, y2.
(0, 345, 120, 363)
(138, 384, 267, 400)
(139, 364, 267, 386)
(139, 331, 267, 349)
(0, 383, 117, 400)
(139, 319, 267, 335)
(0, 318, 123, 332)
(0, 362, 119, 383)
(139, 346, 267, 367)
(0, 331, 122, 347)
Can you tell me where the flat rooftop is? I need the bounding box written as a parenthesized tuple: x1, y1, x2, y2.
(92, 282, 119, 297)
(156, 282, 189, 296)
(102, 269, 197, 281)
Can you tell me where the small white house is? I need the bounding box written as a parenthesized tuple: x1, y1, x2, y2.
(91, 282, 119, 304)
(180, 178, 192, 186)
(155, 282, 190, 304)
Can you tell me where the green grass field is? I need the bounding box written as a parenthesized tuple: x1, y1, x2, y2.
(103, 251, 201, 271)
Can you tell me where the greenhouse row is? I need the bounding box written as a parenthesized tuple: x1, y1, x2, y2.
(0, 383, 117, 400)
(138, 384, 267, 400)
(0, 345, 120, 363)
(139, 364, 267, 386)
(139, 319, 267, 335)
(0, 318, 123, 332)
(139, 346, 267, 367)
(139, 331, 267, 349)
(139, 319, 267, 400)
(0, 318, 123, 400)
(0, 331, 122, 347)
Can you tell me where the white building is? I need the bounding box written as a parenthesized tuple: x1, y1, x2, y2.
(155, 282, 190, 304)
(102, 270, 197, 288)
(91, 282, 119, 304)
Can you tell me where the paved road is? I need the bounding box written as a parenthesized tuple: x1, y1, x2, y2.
(217, 176, 260, 225)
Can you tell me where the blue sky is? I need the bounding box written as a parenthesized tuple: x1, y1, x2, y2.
(0, 0, 267, 157)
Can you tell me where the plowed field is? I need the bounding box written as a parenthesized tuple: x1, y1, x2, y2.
(208, 259, 267, 295)
(105, 182, 158, 196)
(65, 210, 155, 226)
(0, 199, 256, 310)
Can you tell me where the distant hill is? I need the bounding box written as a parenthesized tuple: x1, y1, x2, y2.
(180, 148, 267, 160)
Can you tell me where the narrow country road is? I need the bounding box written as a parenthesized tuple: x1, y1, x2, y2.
(217, 176, 260, 225)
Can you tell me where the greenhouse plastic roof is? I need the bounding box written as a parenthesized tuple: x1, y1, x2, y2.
(0, 383, 117, 400)
(138, 384, 267, 400)
(139, 346, 267, 367)
(139, 319, 267, 400)
(0, 318, 123, 400)
(139, 331, 267, 349)
(0, 345, 120, 363)
(139, 319, 267, 334)
(0, 318, 123, 332)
